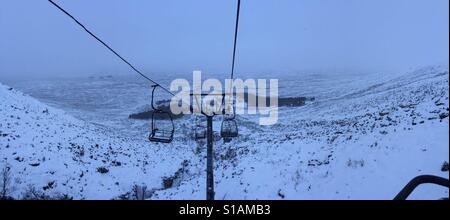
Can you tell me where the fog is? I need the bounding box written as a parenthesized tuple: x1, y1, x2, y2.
(0, 0, 448, 82)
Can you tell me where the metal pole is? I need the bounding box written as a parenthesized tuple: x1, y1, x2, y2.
(206, 115, 214, 200)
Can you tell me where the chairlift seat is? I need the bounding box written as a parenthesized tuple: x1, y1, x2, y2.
(149, 129, 174, 143)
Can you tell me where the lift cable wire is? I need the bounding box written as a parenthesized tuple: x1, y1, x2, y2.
(224, 0, 241, 119)
(48, 0, 175, 96)
(49, 0, 242, 111)
(230, 0, 241, 81)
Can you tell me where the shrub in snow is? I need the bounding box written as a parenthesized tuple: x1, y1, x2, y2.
(162, 160, 189, 189)
(116, 185, 149, 200)
(22, 185, 72, 200)
(0, 164, 12, 200)
(347, 159, 365, 168)
(96, 167, 109, 174)
(441, 162, 449, 172)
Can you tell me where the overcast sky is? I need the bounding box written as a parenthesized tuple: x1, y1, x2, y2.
(0, 0, 448, 81)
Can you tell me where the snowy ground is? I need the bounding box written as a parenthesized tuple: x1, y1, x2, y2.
(0, 65, 448, 199)
(0, 83, 194, 199)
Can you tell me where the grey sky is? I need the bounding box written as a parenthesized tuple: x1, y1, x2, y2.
(0, 0, 448, 81)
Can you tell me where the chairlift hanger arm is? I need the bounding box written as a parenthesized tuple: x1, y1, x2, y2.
(151, 85, 161, 111)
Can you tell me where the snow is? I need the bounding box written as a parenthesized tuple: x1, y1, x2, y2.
(1, 65, 449, 199)
(0, 83, 192, 199)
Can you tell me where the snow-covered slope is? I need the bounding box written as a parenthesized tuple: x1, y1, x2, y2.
(153, 66, 449, 200)
(1, 65, 449, 200)
(0, 83, 193, 199)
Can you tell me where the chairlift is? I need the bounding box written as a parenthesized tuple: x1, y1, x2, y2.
(195, 126, 207, 140)
(149, 85, 175, 143)
(194, 116, 207, 140)
(221, 117, 238, 138)
(220, 97, 238, 138)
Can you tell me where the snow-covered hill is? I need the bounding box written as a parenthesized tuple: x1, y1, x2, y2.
(1, 65, 449, 200)
(153, 66, 449, 200)
(0, 83, 193, 199)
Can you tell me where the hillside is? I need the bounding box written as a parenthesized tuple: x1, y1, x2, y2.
(0, 83, 191, 199)
(154, 66, 449, 199)
(0, 65, 449, 200)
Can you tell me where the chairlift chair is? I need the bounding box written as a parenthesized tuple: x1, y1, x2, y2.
(149, 85, 175, 143)
(149, 110, 175, 143)
(221, 117, 238, 138)
(220, 93, 239, 138)
(220, 105, 238, 139)
(195, 125, 207, 140)
(194, 116, 207, 140)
